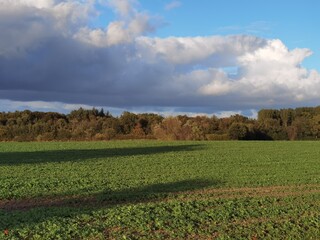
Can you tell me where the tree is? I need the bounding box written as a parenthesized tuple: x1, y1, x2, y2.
(279, 109, 294, 127)
(228, 123, 249, 140)
(153, 117, 191, 140)
(119, 112, 138, 135)
(258, 109, 280, 122)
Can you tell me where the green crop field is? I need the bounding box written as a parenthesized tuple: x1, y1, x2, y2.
(0, 141, 319, 239)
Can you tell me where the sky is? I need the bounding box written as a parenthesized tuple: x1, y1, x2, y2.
(0, 0, 319, 117)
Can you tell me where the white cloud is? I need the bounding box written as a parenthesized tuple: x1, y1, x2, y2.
(200, 79, 233, 96)
(217, 21, 273, 36)
(0, 99, 259, 119)
(215, 39, 320, 102)
(0, 0, 55, 8)
(165, 1, 181, 11)
(107, 0, 137, 17)
(0, 99, 127, 115)
(137, 35, 266, 65)
(161, 37, 320, 105)
(215, 111, 242, 118)
(75, 0, 155, 47)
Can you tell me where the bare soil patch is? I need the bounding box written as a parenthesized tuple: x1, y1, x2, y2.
(1, 184, 319, 211)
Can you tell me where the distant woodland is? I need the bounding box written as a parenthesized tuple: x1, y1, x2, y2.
(1, 106, 320, 141)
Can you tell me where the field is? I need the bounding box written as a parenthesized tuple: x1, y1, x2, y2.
(0, 141, 319, 239)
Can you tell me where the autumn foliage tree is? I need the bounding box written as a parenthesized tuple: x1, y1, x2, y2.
(1, 106, 320, 141)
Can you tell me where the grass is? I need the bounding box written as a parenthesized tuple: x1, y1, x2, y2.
(0, 140, 319, 239)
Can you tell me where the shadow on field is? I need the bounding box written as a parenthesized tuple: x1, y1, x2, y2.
(0, 144, 203, 165)
(0, 178, 224, 230)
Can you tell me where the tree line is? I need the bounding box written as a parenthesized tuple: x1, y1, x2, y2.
(0, 106, 320, 141)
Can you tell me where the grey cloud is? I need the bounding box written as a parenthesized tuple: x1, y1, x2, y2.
(1, 0, 320, 114)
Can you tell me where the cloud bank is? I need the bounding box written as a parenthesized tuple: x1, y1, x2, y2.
(0, 0, 320, 114)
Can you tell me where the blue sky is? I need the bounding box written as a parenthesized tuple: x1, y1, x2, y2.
(0, 0, 320, 117)
(145, 0, 319, 70)
(95, 0, 320, 69)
